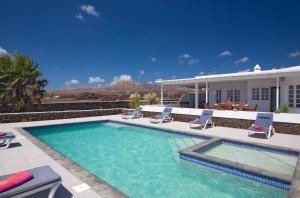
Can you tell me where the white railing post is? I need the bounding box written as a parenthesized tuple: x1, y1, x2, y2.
(276, 77, 280, 111)
(195, 81, 199, 108)
(205, 81, 208, 103)
(161, 84, 164, 106)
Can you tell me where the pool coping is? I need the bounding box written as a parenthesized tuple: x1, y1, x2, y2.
(16, 119, 300, 198)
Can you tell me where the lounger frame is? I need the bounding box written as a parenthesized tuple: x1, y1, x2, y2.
(248, 124, 276, 139)
(0, 165, 62, 198)
(0, 132, 15, 150)
(190, 119, 215, 129)
(121, 111, 143, 119)
(150, 114, 173, 124)
(5, 181, 61, 198)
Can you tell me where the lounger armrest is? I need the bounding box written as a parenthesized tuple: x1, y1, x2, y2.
(269, 125, 273, 132)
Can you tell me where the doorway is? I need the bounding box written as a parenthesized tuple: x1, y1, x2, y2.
(270, 87, 280, 112)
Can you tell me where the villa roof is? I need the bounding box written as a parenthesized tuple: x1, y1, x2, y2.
(156, 65, 300, 86)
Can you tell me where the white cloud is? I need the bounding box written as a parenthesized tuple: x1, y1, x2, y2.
(178, 53, 199, 65)
(147, 81, 153, 84)
(150, 57, 156, 62)
(139, 70, 145, 75)
(75, 13, 85, 21)
(80, 4, 99, 17)
(111, 74, 132, 85)
(289, 50, 300, 58)
(65, 79, 80, 86)
(234, 56, 249, 64)
(219, 50, 232, 57)
(171, 75, 176, 79)
(155, 78, 163, 82)
(88, 76, 105, 84)
(199, 71, 205, 75)
(188, 58, 200, 65)
(0, 47, 8, 56)
(179, 54, 190, 59)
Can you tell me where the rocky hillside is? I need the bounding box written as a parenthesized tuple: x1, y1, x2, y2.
(45, 81, 191, 103)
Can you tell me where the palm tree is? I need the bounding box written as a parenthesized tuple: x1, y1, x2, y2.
(0, 53, 48, 112)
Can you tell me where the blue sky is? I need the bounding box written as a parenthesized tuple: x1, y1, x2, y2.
(1, 0, 300, 89)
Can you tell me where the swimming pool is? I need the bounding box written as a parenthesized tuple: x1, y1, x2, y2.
(26, 121, 287, 198)
(202, 141, 297, 176)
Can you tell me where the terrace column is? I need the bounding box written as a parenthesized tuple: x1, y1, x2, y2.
(160, 84, 164, 105)
(205, 81, 208, 103)
(276, 77, 280, 111)
(195, 81, 199, 108)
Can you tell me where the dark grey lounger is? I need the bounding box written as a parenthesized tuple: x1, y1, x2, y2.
(0, 132, 15, 150)
(0, 165, 62, 198)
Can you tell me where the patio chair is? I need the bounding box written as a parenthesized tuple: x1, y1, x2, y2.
(0, 132, 15, 150)
(190, 110, 215, 129)
(203, 103, 209, 109)
(245, 104, 258, 111)
(121, 107, 143, 119)
(0, 165, 61, 198)
(150, 107, 173, 124)
(236, 102, 245, 111)
(248, 113, 275, 139)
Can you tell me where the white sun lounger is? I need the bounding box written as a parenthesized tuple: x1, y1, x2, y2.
(121, 107, 143, 119)
(0, 132, 15, 150)
(190, 110, 215, 129)
(0, 165, 62, 198)
(248, 113, 275, 139)
(150, 107, 173, 124)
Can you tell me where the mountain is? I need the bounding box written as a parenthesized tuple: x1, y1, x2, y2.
(45, 80, 190, 102)
(103, 81, 161, 93)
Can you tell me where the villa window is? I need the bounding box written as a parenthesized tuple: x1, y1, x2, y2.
(252, 88, 259, 100)
(215, 90, 222, 104)
(227, 90, 233, 101)
(296, 85, 300, 108)
(289, 85, 300, 108)
(289, 85, 294, 108)
(261, 88, 269, 100)
(234, 90, 240, 102)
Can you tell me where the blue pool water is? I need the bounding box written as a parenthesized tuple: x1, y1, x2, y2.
(27, 121, 287, 198)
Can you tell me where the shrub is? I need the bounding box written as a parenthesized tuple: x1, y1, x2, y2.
(143, 92, 159, 105)
(280, 105, 290, 113)
(129, 92, 141, 108)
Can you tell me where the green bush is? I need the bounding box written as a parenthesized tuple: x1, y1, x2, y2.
(280, 105, 290, 113)
(129, 93, 141, 108)
(143, 92, 159, 105)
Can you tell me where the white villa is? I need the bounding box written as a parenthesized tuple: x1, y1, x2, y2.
(156, 65, 300, 113)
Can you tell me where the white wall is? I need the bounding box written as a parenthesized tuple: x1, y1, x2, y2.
(178, 76, 300, 113)
(246, 79, 278, 112)
(208, 81, 247, 104)
(141, 105, 300, 123)
(246, 77, 300, 113)
(281, 76, 300, 113)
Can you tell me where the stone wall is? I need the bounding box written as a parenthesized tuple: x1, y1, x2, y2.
(1, 108, 299, 135)
(0, 101, 129, 113)
(142, 111, 300, 135)
(0, 109, 123, 123)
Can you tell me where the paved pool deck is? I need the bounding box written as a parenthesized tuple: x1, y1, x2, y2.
(1, 114, 300, 197)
